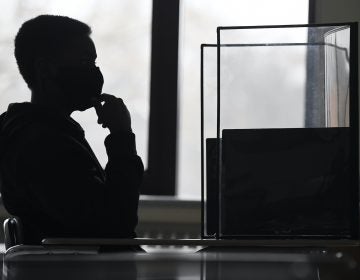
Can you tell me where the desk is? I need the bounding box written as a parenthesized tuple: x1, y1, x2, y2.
(3, 240, 360, 279)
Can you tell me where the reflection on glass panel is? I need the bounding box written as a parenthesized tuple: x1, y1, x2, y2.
(0, 0, 151, 167)
(178, 0, 309, 198)
(324, 27, 350, 127)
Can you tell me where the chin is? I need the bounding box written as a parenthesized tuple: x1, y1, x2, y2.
(75, 102, 93, 112)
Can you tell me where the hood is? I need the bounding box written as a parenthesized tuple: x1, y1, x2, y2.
(0, 103, 37, 143)
(0, 102, 84, 161)
(0, 103, 36, 160)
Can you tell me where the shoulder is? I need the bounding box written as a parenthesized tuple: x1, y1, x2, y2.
(17, 120, 90, 163)
(22, 122, 74, 148)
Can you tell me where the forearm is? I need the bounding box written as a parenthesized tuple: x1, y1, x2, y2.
(104, 130, 144, 232)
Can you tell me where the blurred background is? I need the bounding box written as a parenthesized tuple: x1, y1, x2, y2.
(0, 0, 308, 199)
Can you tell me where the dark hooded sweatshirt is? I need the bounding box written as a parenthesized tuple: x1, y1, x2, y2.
(0, 102, 143, 244)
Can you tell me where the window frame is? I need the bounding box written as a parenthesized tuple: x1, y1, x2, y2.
(143, 0, 314, 196)
(141, 0, 180, 195)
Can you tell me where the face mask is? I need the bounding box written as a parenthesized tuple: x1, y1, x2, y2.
(55, 65, 104, 110)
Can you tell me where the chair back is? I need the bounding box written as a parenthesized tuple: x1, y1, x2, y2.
(3, 217, 24, 250)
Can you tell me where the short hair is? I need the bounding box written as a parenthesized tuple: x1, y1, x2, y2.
(14, 15, 91, 89)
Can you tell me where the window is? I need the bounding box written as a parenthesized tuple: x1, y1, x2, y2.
(0, 1, 311, 198)
(177, 0, 310, 198)
(0, 0, 152, 168)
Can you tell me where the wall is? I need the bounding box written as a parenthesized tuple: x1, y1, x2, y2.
(314, 0, 360, 23)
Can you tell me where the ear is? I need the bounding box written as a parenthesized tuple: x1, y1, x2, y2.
(33, 57, 57, 79)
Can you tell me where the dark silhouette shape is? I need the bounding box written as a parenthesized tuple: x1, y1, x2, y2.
(0, 15, 144, 245)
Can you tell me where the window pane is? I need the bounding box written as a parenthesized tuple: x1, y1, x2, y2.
(0, 0, 151, 168)
(178, 0, 309, 198)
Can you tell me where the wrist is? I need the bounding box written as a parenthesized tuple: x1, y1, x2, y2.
(109, 126, 132, 134)
(105, 130, 137, 156)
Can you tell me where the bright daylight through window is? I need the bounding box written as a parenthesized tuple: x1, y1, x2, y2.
(0, 0, 309, 198)
(177, 0, 309, 198)
(0, 0, 151, 168)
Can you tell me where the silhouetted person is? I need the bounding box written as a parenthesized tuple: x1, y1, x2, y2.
(0, 15, 144, 245)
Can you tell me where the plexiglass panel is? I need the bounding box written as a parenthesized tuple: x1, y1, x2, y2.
(217, 25, 357, 238)
(202, 24, 358, 239)
(201, 44, 218, 237)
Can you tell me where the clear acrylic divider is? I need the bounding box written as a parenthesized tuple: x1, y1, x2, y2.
(206, 24, 359, 239)
(201, 44, 218, 238)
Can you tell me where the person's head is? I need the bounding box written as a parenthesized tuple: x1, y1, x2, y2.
(14, 15, 104, 112)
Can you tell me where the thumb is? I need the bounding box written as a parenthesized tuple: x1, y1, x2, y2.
(94, 103, 104, 124)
